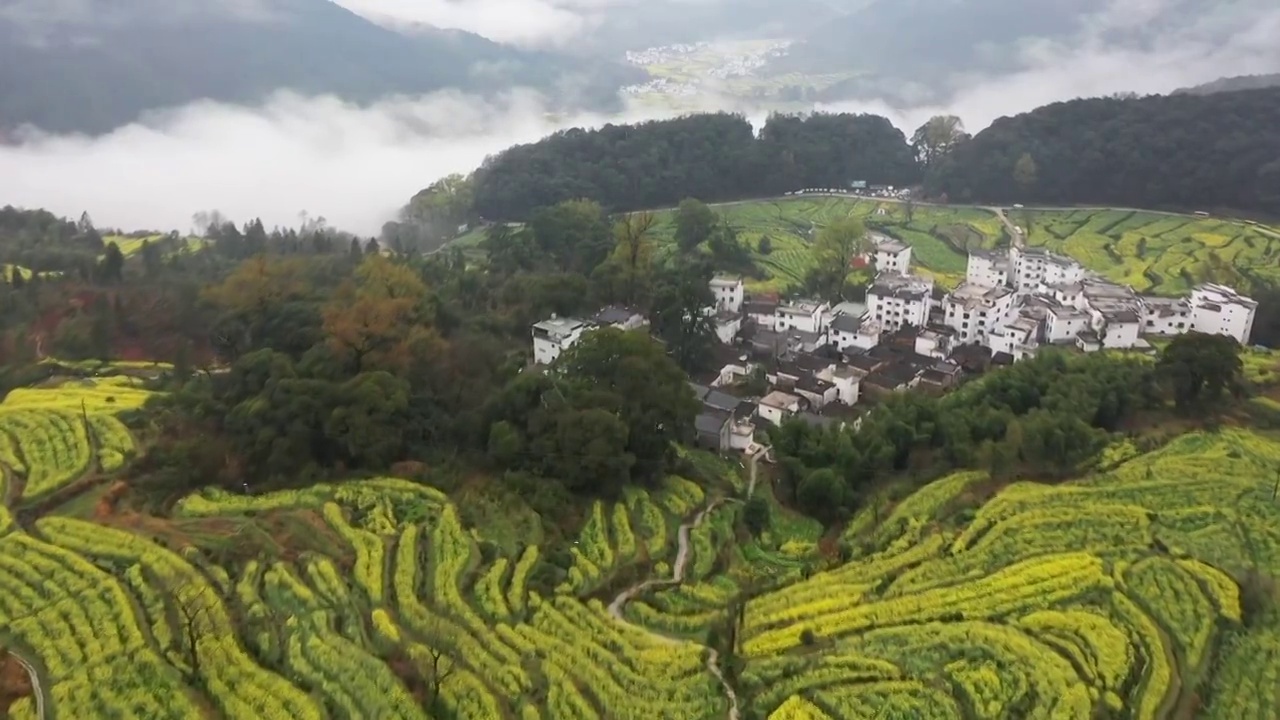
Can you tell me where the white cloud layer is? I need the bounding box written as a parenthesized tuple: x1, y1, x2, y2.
(1, 0, 1277, 237)
(329, 0, 595, 47)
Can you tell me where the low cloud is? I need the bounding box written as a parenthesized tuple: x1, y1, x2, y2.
(0, 90, 677, 236)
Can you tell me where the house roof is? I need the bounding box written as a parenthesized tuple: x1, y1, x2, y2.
(695, 410, 732, 436)
(865, 361, 920, 389)
(796, 375, 835, 394)
(744, 300, 778, 315)
(735, 400, 758, 418)
(760, 390, 802, 410)
(593, 306, 642, 325)
(831, 314, 863, 334)
(710, 274, 742, 288)
(687, 382, 710, 400)
(702, 389, 740, 413)
(532, 316, 590, 337)
(991, 351, 1016, 364)
(919, 368, 950, 385)
(792, 352, 835, 372)
(844, 352, 884, 373)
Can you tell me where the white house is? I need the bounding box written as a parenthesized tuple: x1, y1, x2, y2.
(794, 375, 838, 410)
(985, 315, 1041, 361)
(1099, 309, 1143, 349)
(966, 250, 1011, 288)
(710, 274, 745, 314)
(1011, 247, 1085, 291)
(712, 357, 757, 388)
(1045, 304, 1092, 344)
(713, 311, 743, 344)
(816, 365, 861, 405)
(1141, 296, 1191, 336)
(829, 313, 880, 352)
(773, 299, 830, 335)
(1190, 283, 1257, 344)
(757, 391, 802, 425)
(531, 316, 592, 365)
(866, 273, 934, 332)
(872, 236, 913, 276)
(942, 283, 1015, 344)
(914, 327, 956, 360)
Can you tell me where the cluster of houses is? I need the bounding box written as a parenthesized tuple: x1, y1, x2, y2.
(531, 234, 1258, 456)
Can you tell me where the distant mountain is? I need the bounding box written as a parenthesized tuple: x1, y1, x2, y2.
(1174, 74, 1280, 95)
(0, 0, 641, 135)
(772, 0, 1274, 106)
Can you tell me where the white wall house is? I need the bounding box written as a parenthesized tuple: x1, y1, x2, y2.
(942, 283, 1015, 344)
(757, 391, 802, 425)
(1190, 283, 1257, 345)
(773, 299, 830, 335)
(1012, 247, 1085, 291)
(713, 312, 743, 344)
(532, 316, 592, 365)
(1141, 297, 1191, 336)
(817, 366, 861, 405)
(1100, 310, 1142, 349)
(914, 327, 956, 360)
(710, 275, 745, 314)
(829, 313, 880, 352)
(966, 250, 1010, 288)
(866, 273, 933, 332)
(1045, 305, 1092, 344)
(872, 236, 913, 276)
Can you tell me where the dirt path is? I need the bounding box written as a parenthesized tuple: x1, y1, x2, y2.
(6, 651, 44, 720)
(607, 498, 739, 720)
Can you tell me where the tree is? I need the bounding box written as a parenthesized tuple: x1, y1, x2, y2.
(902, 196, 916, 224)
(595, 212, 656, 306)
(1158, 332, 1243, 411)
(98, 241, 125, 283)
(322, 256, 436, 373)
(529, 199, 612, 274)
(812, 216, 866, 300)
(758, 236, 773, 255)
(419, 645, 456, 711)
(1013, 152, 1039, 193)
(742, 496, 770, 537)
(203, 256, 308, 355)
(171, 581, 218, 683)
(674, 199, 718, 253)
(796, 468, 850, 524)
(650, 264, 718, 374)
(911, 115, 968, 168)
(557, 328, 699, 484)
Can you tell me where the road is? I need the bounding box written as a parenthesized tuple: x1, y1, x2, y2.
(606, 497, 740, 720)
(7, 650, 45, 720)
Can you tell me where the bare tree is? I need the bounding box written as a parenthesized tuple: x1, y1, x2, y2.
(171, 582, 217, 683)
(422, 646, 456, 708)
(902, 196, 916, 225)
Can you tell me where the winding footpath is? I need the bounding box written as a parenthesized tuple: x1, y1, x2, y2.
(607, 457, 761, 720)
(6, 650, 45, 720)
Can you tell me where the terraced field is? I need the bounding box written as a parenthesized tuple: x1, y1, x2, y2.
(5, 362, 1280, 718)
(1018, 209, 1280, 295)
(649, 198, 1006, 292)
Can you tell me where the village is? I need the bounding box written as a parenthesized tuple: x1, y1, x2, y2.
(531, 233, 1258, 456)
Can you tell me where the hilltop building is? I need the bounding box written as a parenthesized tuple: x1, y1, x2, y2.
(872, 235, 912, 276)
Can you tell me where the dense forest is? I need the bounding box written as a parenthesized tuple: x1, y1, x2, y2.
(470, 112, 919, 220)
(461, 87, 1280, 222)
(927, 88, 1280, 214)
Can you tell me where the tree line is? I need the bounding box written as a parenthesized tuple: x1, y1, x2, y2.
(447, 87, 1280, 224)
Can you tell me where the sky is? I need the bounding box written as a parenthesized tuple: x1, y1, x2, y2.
(0, 0, 1277, 236)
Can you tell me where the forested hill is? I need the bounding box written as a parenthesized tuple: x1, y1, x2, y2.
(471, 113, 919, 220)
(1175, 74, 1280, 96)
(464, 88, 1280, 222)
(925, 88, 1280, 214)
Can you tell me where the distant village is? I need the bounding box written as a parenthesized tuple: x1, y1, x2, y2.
(531, 227, 1258, 457)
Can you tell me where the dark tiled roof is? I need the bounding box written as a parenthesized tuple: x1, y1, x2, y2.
(744, 301, 777, 315)
(695, 410, 731, 435)
(796, 375, 835, 394)
(687, 382, 710, 400)
(830, 314, 862, 334)
(866, 361, 921, 389)
(702, 389, 740, 413)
